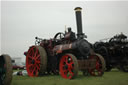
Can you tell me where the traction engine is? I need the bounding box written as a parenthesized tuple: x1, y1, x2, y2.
(93, 33, 128, 72)
(25, 7, 105, 79)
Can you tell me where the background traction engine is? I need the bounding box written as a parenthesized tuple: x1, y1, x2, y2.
(93, 33, 128, 72)
(0, 54, 13, 85)
(25, 7, 105, 79)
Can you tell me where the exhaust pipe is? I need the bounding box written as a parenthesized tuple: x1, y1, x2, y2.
(74, 7, 84, 38)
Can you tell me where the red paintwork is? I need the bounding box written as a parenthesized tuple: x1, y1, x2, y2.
(59, 54, 74, 79)
(88, 55, 102, 76)
(26, 46, 41, 77)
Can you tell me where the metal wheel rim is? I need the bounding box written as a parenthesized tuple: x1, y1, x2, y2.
(26, 46, 43, 77)
(88, 54, 105, 76)
(59, 54, 78, 79)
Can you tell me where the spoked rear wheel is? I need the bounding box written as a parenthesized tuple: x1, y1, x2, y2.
(26, 46, 47, 77)
(0, 54, 13, 85)
(98, 46, 110, 72)
(88, 54, 105, 76)
(59, 54, 78, 79)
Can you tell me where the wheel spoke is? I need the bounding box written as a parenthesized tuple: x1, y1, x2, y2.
(65, 57, 69, 64)
(26, 46, 47, 77)
(68, 69, 74, 75)
(28, 55, 33, 60)
(35, 64, 40, 71)
(31, 67, 36, 75)
(59, 54, 78, 79)
(28, 64, 34, 71)
(63, 69, 68, 74)
(36, 60, 41, 64)
(28, 64, 33, 69)
(68, 63, 73, 69)
(35, 55, 40, 61)
(96, 62, 100, 69)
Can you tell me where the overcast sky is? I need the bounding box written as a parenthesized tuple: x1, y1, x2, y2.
(1, 1, 128, 62)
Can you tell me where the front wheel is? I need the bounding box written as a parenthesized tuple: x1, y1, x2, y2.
(59, 53, 78, 79)
(26, 46, 47, 77)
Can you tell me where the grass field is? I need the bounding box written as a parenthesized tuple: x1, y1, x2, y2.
(11, 69, 128, 85)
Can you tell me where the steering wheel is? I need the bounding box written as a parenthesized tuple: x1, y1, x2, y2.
(54, 32, 65, 40)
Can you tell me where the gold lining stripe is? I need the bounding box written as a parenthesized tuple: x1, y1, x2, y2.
(75, 9, 82, 11)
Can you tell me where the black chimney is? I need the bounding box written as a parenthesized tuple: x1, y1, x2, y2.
(74, 7, 84, 38)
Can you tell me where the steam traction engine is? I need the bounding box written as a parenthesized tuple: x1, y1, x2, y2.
(93, 33, 128, 72)
(25, 7, 105, 79)
(0, 54, 13, 85)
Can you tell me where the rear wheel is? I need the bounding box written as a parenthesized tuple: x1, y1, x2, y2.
(59, 54, 78, 79)
(0, 54, 13, 85)
(26, 46, 47, 77)
(88, 54, 105, 76)
(97, 46, 110, 71)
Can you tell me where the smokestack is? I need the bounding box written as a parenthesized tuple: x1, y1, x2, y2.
(74, 7, 84, 38)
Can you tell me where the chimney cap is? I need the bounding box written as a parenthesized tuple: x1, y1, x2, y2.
(74, 7, 82, 11)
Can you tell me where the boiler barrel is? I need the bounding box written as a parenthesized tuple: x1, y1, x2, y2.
(53, 39, 90, 58)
